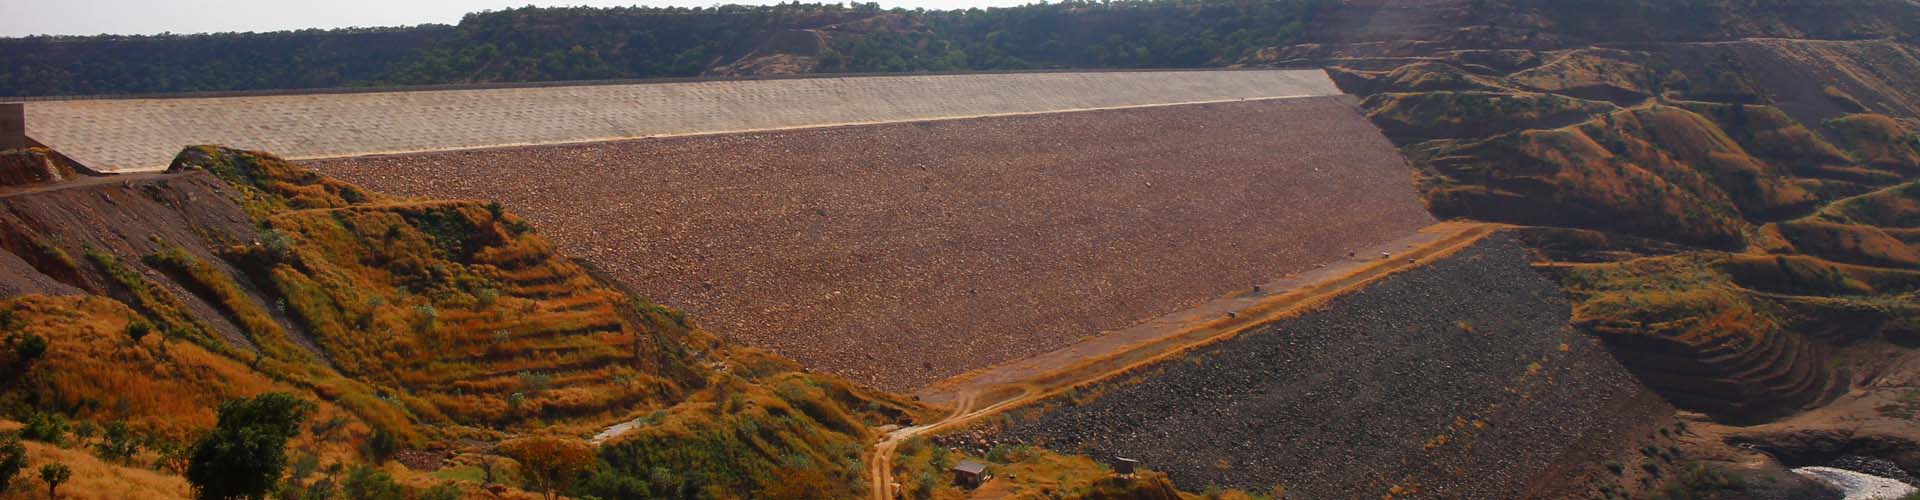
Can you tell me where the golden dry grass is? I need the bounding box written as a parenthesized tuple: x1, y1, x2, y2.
(0, 440, 191, 500)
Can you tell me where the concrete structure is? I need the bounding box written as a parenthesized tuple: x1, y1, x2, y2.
(18, 70, 1339, 172)
(0, 104, 25, 150)
(951, 460, 991, 488)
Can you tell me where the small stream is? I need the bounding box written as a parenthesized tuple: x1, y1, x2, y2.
(1793, 467, 1919, 500)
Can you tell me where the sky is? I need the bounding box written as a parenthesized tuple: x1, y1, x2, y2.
(0, 0, 1035, 37)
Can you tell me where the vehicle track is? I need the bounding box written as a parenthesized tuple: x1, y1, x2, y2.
(865, 221, 1499, 498)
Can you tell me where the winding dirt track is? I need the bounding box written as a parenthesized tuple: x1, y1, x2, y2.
(866, 222, 1498, 499)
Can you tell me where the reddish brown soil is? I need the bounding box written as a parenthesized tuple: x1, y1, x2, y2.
(311, 96, 1434, 390)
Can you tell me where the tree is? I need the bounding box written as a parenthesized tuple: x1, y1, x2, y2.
(341, 464, 404, 500)
(0, 433, 24, 493)
(497, 436, 595, 500)
(97, 420, 140, 463)
(187, 393, 315, 500)
(39, 463, 69, 499)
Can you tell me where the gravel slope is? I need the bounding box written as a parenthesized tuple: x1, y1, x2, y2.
(984, 236, 1669, 497)
(313, 96, 1433, 390)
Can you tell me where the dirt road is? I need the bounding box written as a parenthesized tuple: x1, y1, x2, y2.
(866, 221, 1498, 499)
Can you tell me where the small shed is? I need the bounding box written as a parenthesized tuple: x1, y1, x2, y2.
(1113, 457, 1138, 476)
(952, 460, 992, 488)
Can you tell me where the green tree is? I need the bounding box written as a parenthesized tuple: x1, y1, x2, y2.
(0, 433, 25, 493)
(97, 420, 140, 463)
(340, 464, 404, 500)
(187, 393, 316, 500)
(39, 463, 69, 499)
(20, 412, 68, 445)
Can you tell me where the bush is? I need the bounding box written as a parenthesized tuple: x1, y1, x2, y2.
(418, 482, 465, 500)
(341, 464, 404, 500)
(0, 433, 25, 493)
(20, 412, 68, 444)
(497, 436, 595, 500)
(362, 427, 398, 462)
(9, 334, 47, 366)
(96, 420, 140, 463)
(127, 321, 154, 341)
(187, 393, 316, 500)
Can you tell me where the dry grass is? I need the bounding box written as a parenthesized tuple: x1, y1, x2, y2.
(0, 439, 191, 500)
(1825, 114, 1920, 174)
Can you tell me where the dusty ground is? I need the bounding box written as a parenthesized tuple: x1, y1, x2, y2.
(979, 236, 1672, 497)
(312, 96, 1434, 390)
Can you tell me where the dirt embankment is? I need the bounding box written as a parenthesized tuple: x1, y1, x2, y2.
(312, 96, 1436, 390)
(0, 169, 279, 352)
(978, 236, 1672, 498)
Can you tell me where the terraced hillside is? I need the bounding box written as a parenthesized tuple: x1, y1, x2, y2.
(313, 95, 1435, 391)
(0, 147, 938, 498)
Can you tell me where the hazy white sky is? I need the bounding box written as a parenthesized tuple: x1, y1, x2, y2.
(0, 0, 1033, 37)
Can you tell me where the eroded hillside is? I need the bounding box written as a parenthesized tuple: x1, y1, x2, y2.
(1269, 0, 1920, 495)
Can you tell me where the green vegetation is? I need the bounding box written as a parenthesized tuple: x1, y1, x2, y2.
(187, 392, 315, 500)
(1, 0, 1341, 96)
(83, 250, 219, 348)
(1646, 462, 1745, 500)
(0, 433, 22, 492)
(38, 462, 69, 498)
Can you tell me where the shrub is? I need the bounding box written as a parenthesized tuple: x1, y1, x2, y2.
(412, 305, 438, 334)
(126, 321, 154, 341)
(96, 420, 140, 463)
(574, 465, 653, 499)
(71, 420, 97, 441)
(10, 333, 47, 366)
(187, 393, 316, 500)
(0, 433, 24, 493)
(21, 412, 68, 444)
(497, 436, 595, 500)
(261, 229, 297, 262)
(341, 464, 404, 500)
(362, 427, 398, 463)
(418, 483, 465, 500)
(519, 372, 552, 395)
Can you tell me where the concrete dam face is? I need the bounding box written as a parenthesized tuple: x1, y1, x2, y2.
(222, 71, 1432, 391)
(14, 70, 1339, 173)
(15, 70, 1435, 392)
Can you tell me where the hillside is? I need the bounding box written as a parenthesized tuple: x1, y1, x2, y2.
(1282, 0, 1920, 497)
(0, 146, 1255, 499)
(3, 0, 1920, 497)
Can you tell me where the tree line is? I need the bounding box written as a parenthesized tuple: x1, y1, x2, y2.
(0, 0, 1339, 97)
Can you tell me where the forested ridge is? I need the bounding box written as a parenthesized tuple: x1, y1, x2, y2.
(0, 0, 1341, 97)
(6, 0, 1918, 97)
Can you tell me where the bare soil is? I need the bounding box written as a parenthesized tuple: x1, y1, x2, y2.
(310, 96, 1434, 390)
